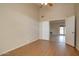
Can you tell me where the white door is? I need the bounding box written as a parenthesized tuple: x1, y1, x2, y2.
(65, 16, 75, 47)
(39, 21, 50, 40)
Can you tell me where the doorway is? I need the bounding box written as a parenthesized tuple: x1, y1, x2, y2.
(50, 20, 65, 43)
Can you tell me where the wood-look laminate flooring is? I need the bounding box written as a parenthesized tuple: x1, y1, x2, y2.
(2, 39, 79, 56)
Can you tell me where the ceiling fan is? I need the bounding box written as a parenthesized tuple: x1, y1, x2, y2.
(40, 3, 53, 8)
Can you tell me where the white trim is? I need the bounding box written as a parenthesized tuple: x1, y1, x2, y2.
(76, 47, 79, 51)
(39, 39, 49, 41)
(0, 39, 38, 55)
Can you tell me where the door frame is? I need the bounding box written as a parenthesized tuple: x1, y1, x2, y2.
(75, 16, 76, 48)
(49, 20, 65, 41)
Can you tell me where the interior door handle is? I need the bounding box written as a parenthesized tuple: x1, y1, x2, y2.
(72, 32, 75, 33)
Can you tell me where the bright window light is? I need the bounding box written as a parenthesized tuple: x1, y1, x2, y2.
(59, 27, 64, 34)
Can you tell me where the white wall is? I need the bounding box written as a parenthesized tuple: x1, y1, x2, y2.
(39, 21, 49, 40)
(0, 3, 39, 54)
(75, 4, 79, 50)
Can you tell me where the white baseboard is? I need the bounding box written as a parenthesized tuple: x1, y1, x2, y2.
(76, 47, 79, 51)
(39, 38, 49, 40)
(0, 39, 38, 55)
(65, 42, 75, 48)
